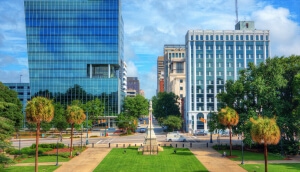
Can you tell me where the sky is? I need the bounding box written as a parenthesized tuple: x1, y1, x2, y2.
(0, 0, 299, 99)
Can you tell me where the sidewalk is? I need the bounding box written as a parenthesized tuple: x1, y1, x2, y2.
(54, 147, 111, 172)
(190, 147, 247, 172)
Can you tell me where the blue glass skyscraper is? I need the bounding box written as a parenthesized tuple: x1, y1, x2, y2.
(185, 21, 270, 133)
(24, 0, 124, 115)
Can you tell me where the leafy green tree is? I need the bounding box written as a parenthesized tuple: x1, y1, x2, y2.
(52, 103, 68, 139)
(123, 95, 148, 118)
(116, 112, 137, 134)
(26, 97, 54, 172)
(84, 98, 105, 123)
(250, 116, 280, 172)
(218, 106, 239, 156)
(152, 92, 180, 125)
(217, 56, 300, 154)
(162, 115, 182, 131)
(0, 82, 23, 130)
(0, 117, 14, 142)
(65, 105, 86, 157)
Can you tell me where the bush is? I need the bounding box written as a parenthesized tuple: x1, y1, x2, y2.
(30, 143, 64, 149)
(5, 147, 17, 154)
(0, 154, 14, 167)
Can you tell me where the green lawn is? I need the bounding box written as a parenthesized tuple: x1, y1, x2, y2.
(1, 165, 60, 172)
(19, 155, 70, 163)
(215, 149, 284, 161)
(240, 163, 300, 172)
(94, 147, 208, 172)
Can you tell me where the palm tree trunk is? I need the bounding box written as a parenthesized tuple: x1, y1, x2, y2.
(70, 124, 73, 158)
(229, 128, 232, 156)
(264, 143, 268, 172)
(35, 122, 40, 172)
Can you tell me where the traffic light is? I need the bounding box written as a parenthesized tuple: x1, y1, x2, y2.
(199, 117, 206, 123)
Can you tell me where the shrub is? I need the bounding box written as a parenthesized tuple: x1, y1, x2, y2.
(5, 147, 17, 154)
(30, 143, 64, 149)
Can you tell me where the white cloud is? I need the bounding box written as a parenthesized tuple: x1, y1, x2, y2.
(252, 5, 300, 56)
(126, 61, 138, 77)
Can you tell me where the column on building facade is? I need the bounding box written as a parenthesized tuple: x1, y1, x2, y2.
(108, 64, 111, 78)
(193, 36, 197, 111)
(213, 38, 217, 111)
(243, 40, 247, 68)
(203, 40, 207, 111)
(90, 64, 92, 78)
(223, 37, 227, 84)
(233, 39, 237, 81)
(253, 41, 257, 65)
(193, 113, 197, 133)
(203, 112, 208, 131)
(263, 38, 267, 60)
(108, 118, 111, 128)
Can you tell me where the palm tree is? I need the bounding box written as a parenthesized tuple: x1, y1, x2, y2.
(250, 116, 280, 172)
(26, 97, 54, 172)
(65, 105, 86, 157)
(218, 106, 239, 156)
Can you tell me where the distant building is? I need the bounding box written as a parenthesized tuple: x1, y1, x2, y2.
(24, 0, 124, 116)
(139, 89, 145, 97)
(157, 56, 164, 93)
(185, 21, 270, 133)
(127, 77, 140, 95)
(127, 89, 137, 97)
(3, 83, 30, 128)
(121, 61, 127, 94)
(163, 44, 186, 99)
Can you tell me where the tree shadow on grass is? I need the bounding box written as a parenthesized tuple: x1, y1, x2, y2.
(174, 152, 194, 156)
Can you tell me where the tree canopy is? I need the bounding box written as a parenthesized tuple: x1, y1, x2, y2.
(123, 94, 148, 118)
(250, 116, 280, 172)
(26, 96, 54, 172)
(0, 82, 23, 129)
(217, 55, 300, 155)
(152, 92, 181, 125)
(162, 115, 182, 132)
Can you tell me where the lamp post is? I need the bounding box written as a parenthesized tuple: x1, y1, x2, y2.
(104, 116, 107, 137)
(18, 132, 21, 155)
(56, 140, 59, 166)
(81, 124, 83, 149)
(209, 113, 213, 143)
(241, 132, 244, 165)
(86, 111, 89, 145)
(280, 129, 284, 156)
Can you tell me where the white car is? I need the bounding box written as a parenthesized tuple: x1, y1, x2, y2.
(167, 133, 187, 142)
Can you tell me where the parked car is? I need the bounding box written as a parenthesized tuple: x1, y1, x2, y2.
(194, 130, 208, 136)
(221, 131, 230, 137)
(140, 128, 146, 133)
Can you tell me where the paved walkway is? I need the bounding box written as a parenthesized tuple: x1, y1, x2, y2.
(54, 147, 111, 172)
(190, 147, 247, 172)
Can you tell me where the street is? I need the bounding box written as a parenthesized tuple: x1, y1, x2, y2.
(11, 118, 243, 149)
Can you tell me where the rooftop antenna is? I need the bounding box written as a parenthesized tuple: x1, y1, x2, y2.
(235, 0, 238, 24)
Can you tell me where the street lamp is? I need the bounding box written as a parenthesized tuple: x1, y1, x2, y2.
(56, 140, 59, 166)
(209, 113, 213, 143)
(18, 132, 21, 155)
(281, 129, 284, 156)
(86, 111, 89, 145)
(241, 132, 244, 165)
(104, 116, 107, 137)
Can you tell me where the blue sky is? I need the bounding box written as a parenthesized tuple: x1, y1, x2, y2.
(0, 0, 299, 99)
